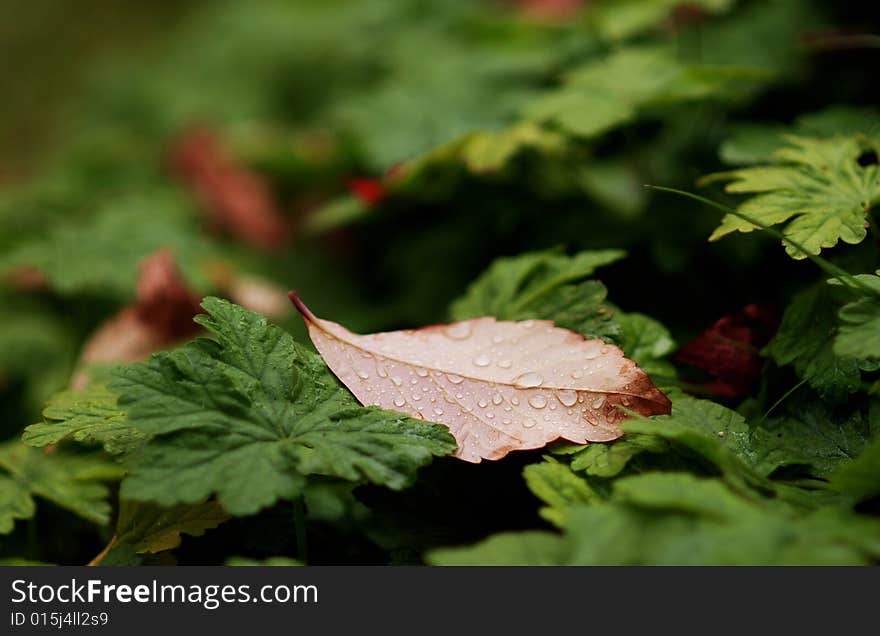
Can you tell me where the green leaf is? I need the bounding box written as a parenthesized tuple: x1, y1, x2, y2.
(113, 297, 456, 516)
(835, 271, 880, 360)
(450, 247, 625, 337)
(720, 106, 880, 166)
(429, 473, 880, 565)
(523, 458, 597, 527)
(707, 135, 880, 258)
(527, 46, 766, 139)
(0, 476, 34, 535)
(755, 398, 879, 480)
(567, 433, 668, 477)
(0, 190, 217, 299)
(616, 312, 677, 378)
(99, 500, 229, 564)
(23, 384, 146, 456)
(427, 531, 568, 566)
(830, 436, 880, 502)
(0, 441, 123, 533)
(768, 282, 863, 401)
(589, 0, 734, 41)
(226, 556, 303, 566)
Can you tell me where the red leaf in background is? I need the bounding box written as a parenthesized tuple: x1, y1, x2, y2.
(169, 128, 289, 250)
(5, 265, 48, 292)
(347, 177, 386, 207)
(515, 0, 584, 20)
(674, 304, 779, 399)
(72, 250, 203, 389)
(668, 3, 709, 32)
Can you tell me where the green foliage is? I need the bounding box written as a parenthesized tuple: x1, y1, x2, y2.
(113, 298, 456, 516)
(99, 500, 229, 565)
(23, 384, 144, 456)
(226, 556, 303, 566)
(522, 458, 597, 527)
(830, 437, 880, 503)
(526, 45, 766, 139)
(768, 282, 865, 400)
(429, 473, 880, 566)
(1, 191, 217, 299)
(0, 442, 123, 534)
(834, 271, 880, 360)
(707, 135, 880, 259)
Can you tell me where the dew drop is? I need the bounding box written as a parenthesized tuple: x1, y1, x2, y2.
(511, 396, 520, 406)
(485, 411, 495, 419)
(492, 393, 503, 406)
(447, 373, 464, 384)
(571, 370, 584, 379)
(377, 367, 388, 378)
(523, 417, 537, 429)
(555, 389, 578, 407)
(412, 394, 421, 401)
(391, 376, 403, 387)
(410, 378, 418, 385)
(502, 418, 511, 425)
(513, 372, 543, 388)
(445, 322, 472, 340)
(528, 395, 547, 409)
(497, 359, 512, 369)
(492, 335, 504, 344)
(478, 399, 488, 408)
(356, 370, 369, 380)
(621, 397, 632, 406)
(416, 368, 429, 377)
(393, 397, 406, 408)
(473, 354, 491, 367)
(591, 396, 606, 409)
(433, 407, 444, 416)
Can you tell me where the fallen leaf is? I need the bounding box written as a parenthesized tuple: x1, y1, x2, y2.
(291, 293, 670, 463)
(674, 304, 778, 398)
(72, 250, 202, 389)
(169, 127, 289, 250)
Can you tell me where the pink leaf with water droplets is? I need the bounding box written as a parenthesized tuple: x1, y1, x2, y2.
(290, 293, 671, 463)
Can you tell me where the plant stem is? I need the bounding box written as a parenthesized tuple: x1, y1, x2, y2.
(645, 185, 880, 297)
(760, 378, 808, 422)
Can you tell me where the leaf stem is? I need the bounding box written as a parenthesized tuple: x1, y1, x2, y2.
(289, 291, 318, 323)
(645, 185, 880, 297)
(760, 378, 808, 422)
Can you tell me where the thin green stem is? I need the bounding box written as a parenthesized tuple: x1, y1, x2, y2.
(645, 185, 880, 297)
(760, 378, 808, 422)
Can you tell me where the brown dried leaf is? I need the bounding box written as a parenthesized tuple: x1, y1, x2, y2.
(291, 293, 670, 463)
(73, 250, 202, 389)
(205, 261, 290, 320)
(169, 128, 289, 250)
